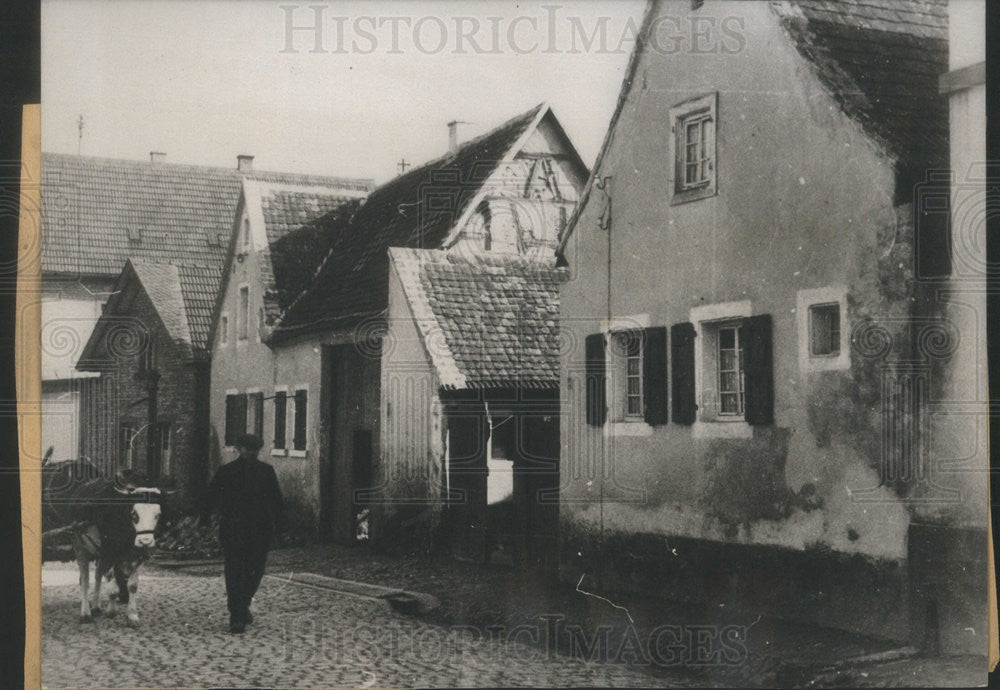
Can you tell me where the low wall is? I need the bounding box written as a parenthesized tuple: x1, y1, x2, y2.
(559, 520, 908, 642)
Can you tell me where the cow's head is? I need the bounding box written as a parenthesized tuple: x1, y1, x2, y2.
(113, 475, 168, 549)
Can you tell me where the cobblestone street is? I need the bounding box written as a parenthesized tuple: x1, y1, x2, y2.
(42, 562, 691, 688)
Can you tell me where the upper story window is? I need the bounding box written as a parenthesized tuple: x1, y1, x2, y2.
(670, 92, 718, 205)
(220, 313, 229, 345)
(242, 217, 251, 250)
(238, 286, 249, 341)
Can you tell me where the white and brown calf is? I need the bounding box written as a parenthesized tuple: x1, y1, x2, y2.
(73, 487, 163, 626)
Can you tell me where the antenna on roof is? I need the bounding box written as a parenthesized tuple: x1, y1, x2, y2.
(397, 158, 410, 175)
(77, 115, 84, 155)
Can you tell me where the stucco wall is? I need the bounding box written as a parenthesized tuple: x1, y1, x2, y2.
(377, 261, 445, 548)
(208, 204, 325, 530)
(559, 0, 929, 578)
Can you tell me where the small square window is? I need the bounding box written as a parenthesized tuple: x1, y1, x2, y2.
(809, 304, 841, 357)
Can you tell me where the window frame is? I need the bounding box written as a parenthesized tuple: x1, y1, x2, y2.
(690, 300, 753, 439)
(157, 421, 172, 478)
(247, 388, 264, 441)
(609, 329, 645, 422)
(670, 92, 718, 205)
(715, 324, 746, 417)
(797, 286, 850, 373)
(808, 303, 841, 357)
(600, 314, 654, 437)
(119, 423, 137, 470)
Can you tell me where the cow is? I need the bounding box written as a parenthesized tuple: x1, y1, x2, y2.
(42, 452, 169, 626)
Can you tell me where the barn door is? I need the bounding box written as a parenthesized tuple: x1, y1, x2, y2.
(446, 408, 489, 562)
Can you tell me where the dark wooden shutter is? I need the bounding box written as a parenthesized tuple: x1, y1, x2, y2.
(743, 314, 774, 426)
(224, 395, 236, 445)
(273, 391, 287, 449)
(235, 394, 248, 436)
(252, 392, 264, 438)
(294, 390, 308, 450)
(584, 333, 606, 426)
(643, 326, 668, 425)
(671, 322, 697, 425)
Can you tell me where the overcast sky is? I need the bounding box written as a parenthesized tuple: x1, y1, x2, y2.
(42, 0, 645, 184)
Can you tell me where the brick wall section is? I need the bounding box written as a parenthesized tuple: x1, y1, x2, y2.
(79, 284, 210, 511)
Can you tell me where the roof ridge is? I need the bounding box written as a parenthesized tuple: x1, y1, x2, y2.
(42, 151, 373, 187)
(370, 102, 547, 194)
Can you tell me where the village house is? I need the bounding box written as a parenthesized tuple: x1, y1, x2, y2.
(216, 104, 588, 549)
(206, 178, 370, 514)
(52, 152, 371, 506)
(556, 0, 986, 652)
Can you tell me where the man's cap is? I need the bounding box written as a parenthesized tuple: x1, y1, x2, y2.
(235, 433, 263, 451)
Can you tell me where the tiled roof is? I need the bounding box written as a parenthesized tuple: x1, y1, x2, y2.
(176, 263, 224, 353)
(255, 184, 366, 321)
(265, 198, 363, 320)
(78, 259, 223, 368)
(130, 262, 191, 349)
(772, 0, 949, 176)
(42, 152, 373, 277)
(273, 104, 547, 339)
(390, 248, 565, 390)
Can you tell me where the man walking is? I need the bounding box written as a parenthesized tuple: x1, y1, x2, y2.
(201, 433, 284, 633)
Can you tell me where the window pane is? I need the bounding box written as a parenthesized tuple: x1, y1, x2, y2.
(810, 304, 840, 356)
(720, 350, 737, 371)
(720, 371, 738, 392)
(719, 328, 735, 348)
(720, 393, 739, 414)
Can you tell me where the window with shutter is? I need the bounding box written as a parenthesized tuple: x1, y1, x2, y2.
(743, 314, 774, 426)
(671, 323, 697, 424)
(584, 333, 607, 426)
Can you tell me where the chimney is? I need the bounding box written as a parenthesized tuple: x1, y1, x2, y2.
(447, 120, 468, 154)
(237, 154, 254, 172)
(149, 151, 166, 164)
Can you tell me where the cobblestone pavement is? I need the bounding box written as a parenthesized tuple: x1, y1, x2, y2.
(42, 562, 696, 689)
